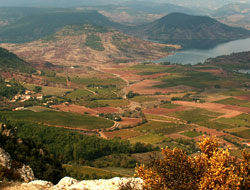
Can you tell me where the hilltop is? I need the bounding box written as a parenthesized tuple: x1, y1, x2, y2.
(0, 24, 179, 66)
(128, 12, 250, 48)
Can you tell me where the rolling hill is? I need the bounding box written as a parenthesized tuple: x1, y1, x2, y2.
(0, 10, 123, 43)
(127, 12, 250, 48)
(213, 3, 250, 30)
(0, 24, 179, 66)
(96, 2, 196, 25)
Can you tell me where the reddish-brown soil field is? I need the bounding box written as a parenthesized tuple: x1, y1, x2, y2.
(141, 72, 170, 79)
(102, 68, 143, 81)
(199, 69, 227, 76)
(199, 69, 223, 74)
(92, 107, 119, 113)
(223, 105, 250, 113)
(235, 95, 250, 101)
(51, 104, 98, 115)
(166, 133, 192, 140)
(125, 80, 175, 95)
(195, 126, 226, 137)
(118, 117, 142, 127)
(143, 106, 187, 115)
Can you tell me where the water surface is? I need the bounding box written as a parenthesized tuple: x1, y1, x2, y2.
(154, 38, 250, 65)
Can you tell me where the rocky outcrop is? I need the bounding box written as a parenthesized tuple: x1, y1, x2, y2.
(0, 147, 35, 183)
(19, 177, 143, 190)
(0, 124, 17, 138)
(0, 148, 12, 169)
(17, 165, 35, 183)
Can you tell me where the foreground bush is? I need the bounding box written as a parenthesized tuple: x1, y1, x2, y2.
(136, 137, 250, 190)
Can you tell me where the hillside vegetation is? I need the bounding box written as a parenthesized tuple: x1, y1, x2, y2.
(128, 13, 250, 48)
(0, 10, 122, 43)
(0, 47, 35, 73)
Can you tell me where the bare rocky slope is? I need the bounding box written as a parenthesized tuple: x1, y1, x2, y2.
(0, 24, 179, 66)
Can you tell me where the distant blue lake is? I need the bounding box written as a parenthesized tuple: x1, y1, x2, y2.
(154, 38, 250, 65)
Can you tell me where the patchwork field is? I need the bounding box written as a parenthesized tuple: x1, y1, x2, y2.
(0, 110, 114, 130)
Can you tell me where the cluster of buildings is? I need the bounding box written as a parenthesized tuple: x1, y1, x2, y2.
(11, 90, 43, 103)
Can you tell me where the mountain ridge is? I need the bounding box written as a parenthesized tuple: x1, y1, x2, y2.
(127, 12, 250, 48)
(0, 10, 123, 43)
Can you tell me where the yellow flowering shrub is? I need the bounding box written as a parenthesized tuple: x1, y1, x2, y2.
(136, 137, 250, 190)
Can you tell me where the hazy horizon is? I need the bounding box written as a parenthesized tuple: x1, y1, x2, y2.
(0, 0, 250, 9)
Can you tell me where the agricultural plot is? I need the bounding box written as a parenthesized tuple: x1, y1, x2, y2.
(181, 130, 202, 138)
(160, 102, 180, 109)
(0, 110, 113, 129)
(26, 106, 53, 112)
(168, 108, 232, 129)
(71, 77, 125, 86)
(87, 87, 119, 99)
(24, 83, 71, 96)
(51, 104, 98, 115)
(102, 129, 142, 140)
(129, 134, 167, 145)
(66, 89, 93, 100)
(222, 88, 250, 96)
(134, 121, 191, 135)
(231, 129, 250, 139)
(216, 114, 250, 127)
(129, 64, 171, 74)
(145, 114, 178, 123)
(130, 96, 156, 103)
(225, 127, 250, 139)
(118, 117, 142, 127)
(94, 99, 129, 107)
(215, 97, 250, 108)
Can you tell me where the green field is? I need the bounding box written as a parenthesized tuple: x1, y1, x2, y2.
(222, 88, 250, 96)
(130, 96, 156, 103)
(181, 130, 202, 138)
(88, 87, 118, 99)
(24, 83, 71, 96)
(231, 129, 250, 139)
(71, 77, 125, 86)
(216, 114, 250, 127)
(129, 64, 170, 73)
(26, 106, 53, 112)
(134, 121, 191, 135)
(64, 165, 128, 179)
(160, 103, 180, 109)
(1, 110, 113, 129)
(66, 89, 93, 100)
(168, 109, 231, 130)
(129, 134, 167, 145)
(145, 114, 177, 122)
(215, 97, 250, 108)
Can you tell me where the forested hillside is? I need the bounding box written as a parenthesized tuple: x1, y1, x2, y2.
(128, 12, 250, 48)
(0, 10, 122, 43)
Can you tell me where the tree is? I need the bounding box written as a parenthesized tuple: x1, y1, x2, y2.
(136, 137, 250, 190)
(34, 86, 42, 93)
